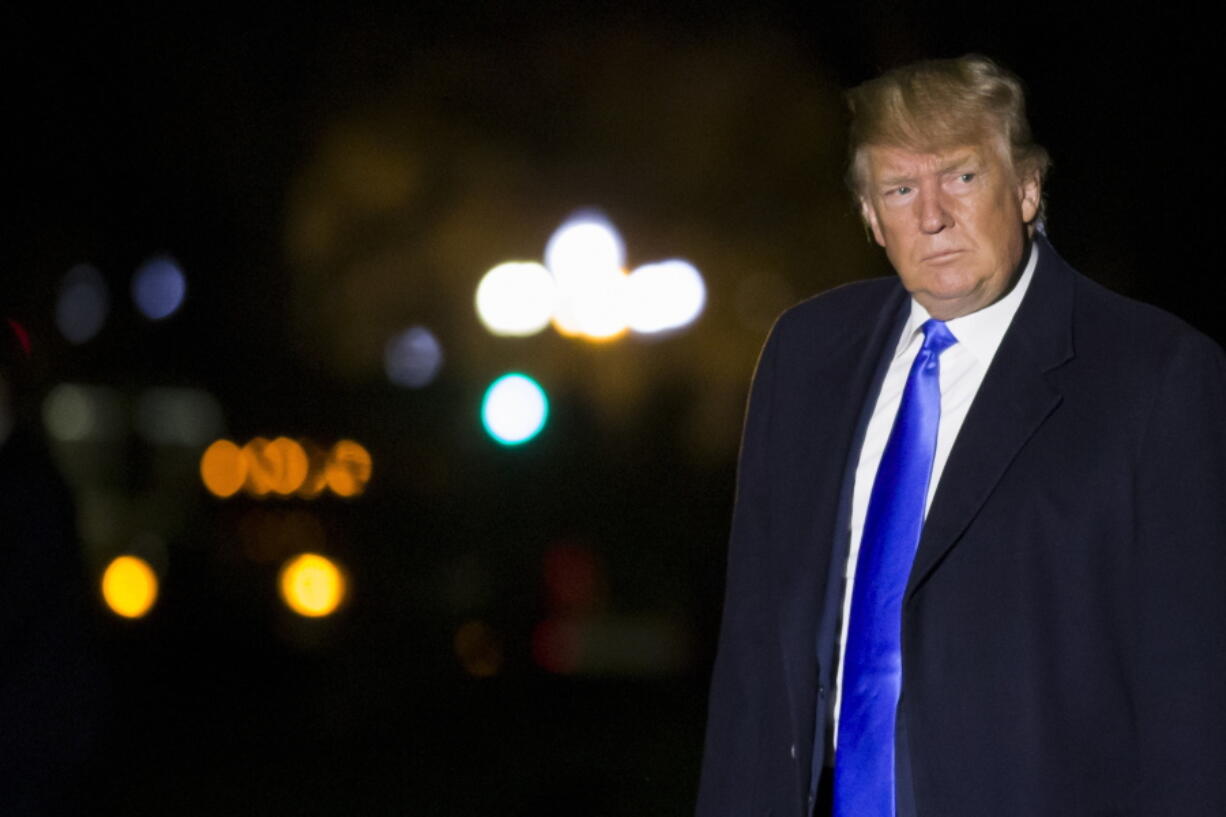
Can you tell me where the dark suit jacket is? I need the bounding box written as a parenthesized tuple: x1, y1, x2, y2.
(696, 237, 1226, 817)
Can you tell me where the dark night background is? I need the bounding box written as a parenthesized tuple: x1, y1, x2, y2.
(5, 3, 1223, 815)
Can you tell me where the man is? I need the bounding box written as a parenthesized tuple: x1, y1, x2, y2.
(696, 55, 1226, 817)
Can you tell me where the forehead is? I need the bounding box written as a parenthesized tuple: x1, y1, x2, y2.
(863, 141, 1008, 184)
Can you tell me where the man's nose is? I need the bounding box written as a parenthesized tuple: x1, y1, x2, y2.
(918, 187, 952, 234)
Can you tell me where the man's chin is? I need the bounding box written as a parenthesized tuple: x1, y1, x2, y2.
(912, 286, 989, 321)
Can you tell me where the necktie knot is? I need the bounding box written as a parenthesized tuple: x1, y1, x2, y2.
(920, 318, 957, 356)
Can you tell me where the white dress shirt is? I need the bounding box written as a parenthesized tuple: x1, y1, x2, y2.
(831, 241, 1039, 745)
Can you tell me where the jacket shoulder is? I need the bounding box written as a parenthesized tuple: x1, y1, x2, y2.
(772, 275, 901, 343)
(1071, 269, 1223, 364)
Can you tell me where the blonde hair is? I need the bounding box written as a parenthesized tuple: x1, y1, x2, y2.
(846, 55, 1050, 212)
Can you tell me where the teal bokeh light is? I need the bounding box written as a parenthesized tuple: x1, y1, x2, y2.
(481, 373, 549, 445)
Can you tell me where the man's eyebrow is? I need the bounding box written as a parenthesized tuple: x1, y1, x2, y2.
(876, 154, 981, 187)
(938, 155, 980, 174)
(877, 171, 917, 187)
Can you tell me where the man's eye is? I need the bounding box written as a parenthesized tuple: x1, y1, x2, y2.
(894, 186, 913, 196)
(958, 173, 976, 183)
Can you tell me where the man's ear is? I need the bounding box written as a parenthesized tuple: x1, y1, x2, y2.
(1018, 171, 1041, 225)
(860, 198, 886, 247)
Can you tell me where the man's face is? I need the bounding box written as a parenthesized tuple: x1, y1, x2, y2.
(858, 140, 1040, 320)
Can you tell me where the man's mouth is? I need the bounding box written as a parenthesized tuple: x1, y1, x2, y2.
(923, 249, 965, 263)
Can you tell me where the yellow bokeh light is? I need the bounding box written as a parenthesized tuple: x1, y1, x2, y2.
(200, 439, 248, 498)
(101, 555, 159, 619)
(279, 553, 346, 618)
(326, 439, 372, 497)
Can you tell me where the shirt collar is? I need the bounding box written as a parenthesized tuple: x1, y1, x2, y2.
(894, 240, 1039, 363)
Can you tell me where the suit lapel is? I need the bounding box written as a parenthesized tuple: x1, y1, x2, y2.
(775, 279, 910, 783)
(905, 237, 1076, 602)
(776, 281, 908, 651)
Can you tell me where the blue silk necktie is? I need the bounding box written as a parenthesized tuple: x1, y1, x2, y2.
(834, 318, 957, 817)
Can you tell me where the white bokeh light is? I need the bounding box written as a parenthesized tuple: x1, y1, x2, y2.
(544, 212, 625, 286)
(552, 267, 630, 340)
(481, 373, 549, 445)
(476, 212, 702, 343)
(475, 262, 557, 337)
(544, 213, 630, 340)
(625, 260, 707, 334)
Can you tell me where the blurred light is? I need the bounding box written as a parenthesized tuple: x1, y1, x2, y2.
(101, 555, 159, 619)
(325, 439, 372, 497)
(204, 437, 374, 500)
(136, 387, 224, 447)
(454, 620, 504, 678)
(544, 212, 625, 283)
(384, 325, 444, 387)
(268, 436, 309, 495)
(545, 213, 630, 341)
(474, 262, 557, 337)
(241, 436, 310, 497)
(279, 553, 346, 617)
(240, 437, 273, 496)
(551, 267, 629, 341)
(132, 255, 187, 320)
(200, 439, 248, 498)
(532, 616, 582, 674)
(44, 385, 93, 441)
(43, 383, 124, 443)
(543, 543, 601, 613)
(295, 440, 329, 499)
(6, 318, 31, 357)
(481, 373, 548, 445)
(625, 260, 706, 333)
(56, 264, 109, 344)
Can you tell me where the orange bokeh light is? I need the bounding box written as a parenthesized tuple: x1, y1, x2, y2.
(202, 437, 372, 500)
(325, 439, 372, 498)
(296, 439, 329, 499)
(241, 437, 273, 496)
(243, 436, 309, 496)
(200, 439, 247, 498)
(267, 436, 309, 495)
